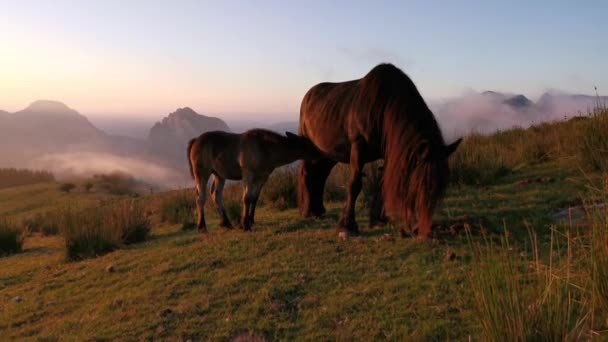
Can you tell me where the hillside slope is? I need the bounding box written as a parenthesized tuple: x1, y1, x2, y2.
(0, 161, 596, 340)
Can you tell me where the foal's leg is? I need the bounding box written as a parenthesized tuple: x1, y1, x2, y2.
(247, 175, 269, 226)
(338, 140, 365, 237)
(240, 182, 253, 231)
(194, 170, 211, 233)
(211, 174, 232, 228)
(240, 172, 268, 231)
(298, 158, 337, 218)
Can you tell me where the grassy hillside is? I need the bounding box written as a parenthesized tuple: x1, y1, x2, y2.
(1, 112, 608, 340)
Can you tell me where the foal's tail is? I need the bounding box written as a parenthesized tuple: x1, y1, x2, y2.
(187, 138, 196, 179)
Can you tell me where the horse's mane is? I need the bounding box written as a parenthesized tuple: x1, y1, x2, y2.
(356, 64, 449, 230)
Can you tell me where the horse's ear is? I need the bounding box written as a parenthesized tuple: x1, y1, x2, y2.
(445, 138, 462, 157)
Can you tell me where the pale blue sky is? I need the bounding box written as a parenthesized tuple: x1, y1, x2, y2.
(0, 0, 606, 120)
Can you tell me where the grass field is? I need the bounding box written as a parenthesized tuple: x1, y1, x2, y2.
(1, 158, 604, 340)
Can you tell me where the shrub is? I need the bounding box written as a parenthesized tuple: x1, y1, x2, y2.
(84, 182, 94, 193)
(0, 219, 24, 256)
(93, 171, 138, 195)
(262, 167, 298, 210)
(61, 200, 151, 261)
(22, 211, 61, 236)
(580, 112, 608, 172)
(159, 190, 196, 229)
(107, 200, 151, 244)
(59, 183, 76, 193)
(61, 208, 120, 261)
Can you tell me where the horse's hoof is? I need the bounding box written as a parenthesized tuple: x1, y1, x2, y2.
(416, 234, 433, 242)
(399, 229, 412, 239)
(338, 230, 349, 240)
(238, 224, 252, 232)
(198, 227, 208, 234)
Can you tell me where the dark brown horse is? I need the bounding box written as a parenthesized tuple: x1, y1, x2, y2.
(298, 63, 461, 240)
(188, 129, 319, 232)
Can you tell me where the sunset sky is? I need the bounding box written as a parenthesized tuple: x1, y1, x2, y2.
(1, 0, 606, 120)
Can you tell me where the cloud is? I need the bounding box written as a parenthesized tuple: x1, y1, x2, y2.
(430, 90, 602, 141)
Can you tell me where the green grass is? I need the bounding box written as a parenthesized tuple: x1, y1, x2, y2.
(2, 112, 608, 339)
(0, 161, 604, 340)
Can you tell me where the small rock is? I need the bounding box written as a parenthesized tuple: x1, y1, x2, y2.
(445, 249, 457, 261)
(13, 296, 22, 303)
(106, 264, 115, 273)
(159, 308, 173, 317)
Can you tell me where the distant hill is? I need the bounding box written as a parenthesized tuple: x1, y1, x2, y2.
(481, 91, 535, 112)
(0, 101, 104, 165)
(147, 107, 230, 163)
(503, 94, 534, 111)
(0, 101, 206, 187)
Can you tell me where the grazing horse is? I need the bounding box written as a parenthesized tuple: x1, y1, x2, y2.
(188, 129, 319, 232)
(298, 63, 462, 240)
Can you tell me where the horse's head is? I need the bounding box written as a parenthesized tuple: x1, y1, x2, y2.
(384, 136, 462, 239)
(413, 137, 462, 238)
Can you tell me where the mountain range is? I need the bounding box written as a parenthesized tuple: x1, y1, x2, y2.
(0, 101, 232, 187)
(1, 91, 605, 187)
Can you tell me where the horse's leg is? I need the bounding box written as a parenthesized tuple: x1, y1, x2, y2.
(240, 174, 267, 231)
(338, 140, 365, 237)
(298, 158, 336, 218)
(368, 164, 387, 227)
(211, 174, 232, 228)
(194, 170, 211, 233)
(247, 175, 268, 226)
(240, 170, 253, 231)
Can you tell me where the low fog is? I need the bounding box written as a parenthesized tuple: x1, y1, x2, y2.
(431, 91, 606, 141)
(29, 152, 189, 189)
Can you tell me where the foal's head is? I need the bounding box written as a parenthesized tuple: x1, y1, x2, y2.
(285, 132, 321, 161)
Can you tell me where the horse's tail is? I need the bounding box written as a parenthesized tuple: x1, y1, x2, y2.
(187, 138, 196, 179)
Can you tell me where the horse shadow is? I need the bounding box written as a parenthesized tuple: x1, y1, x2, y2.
(272, 212, 340, 234)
